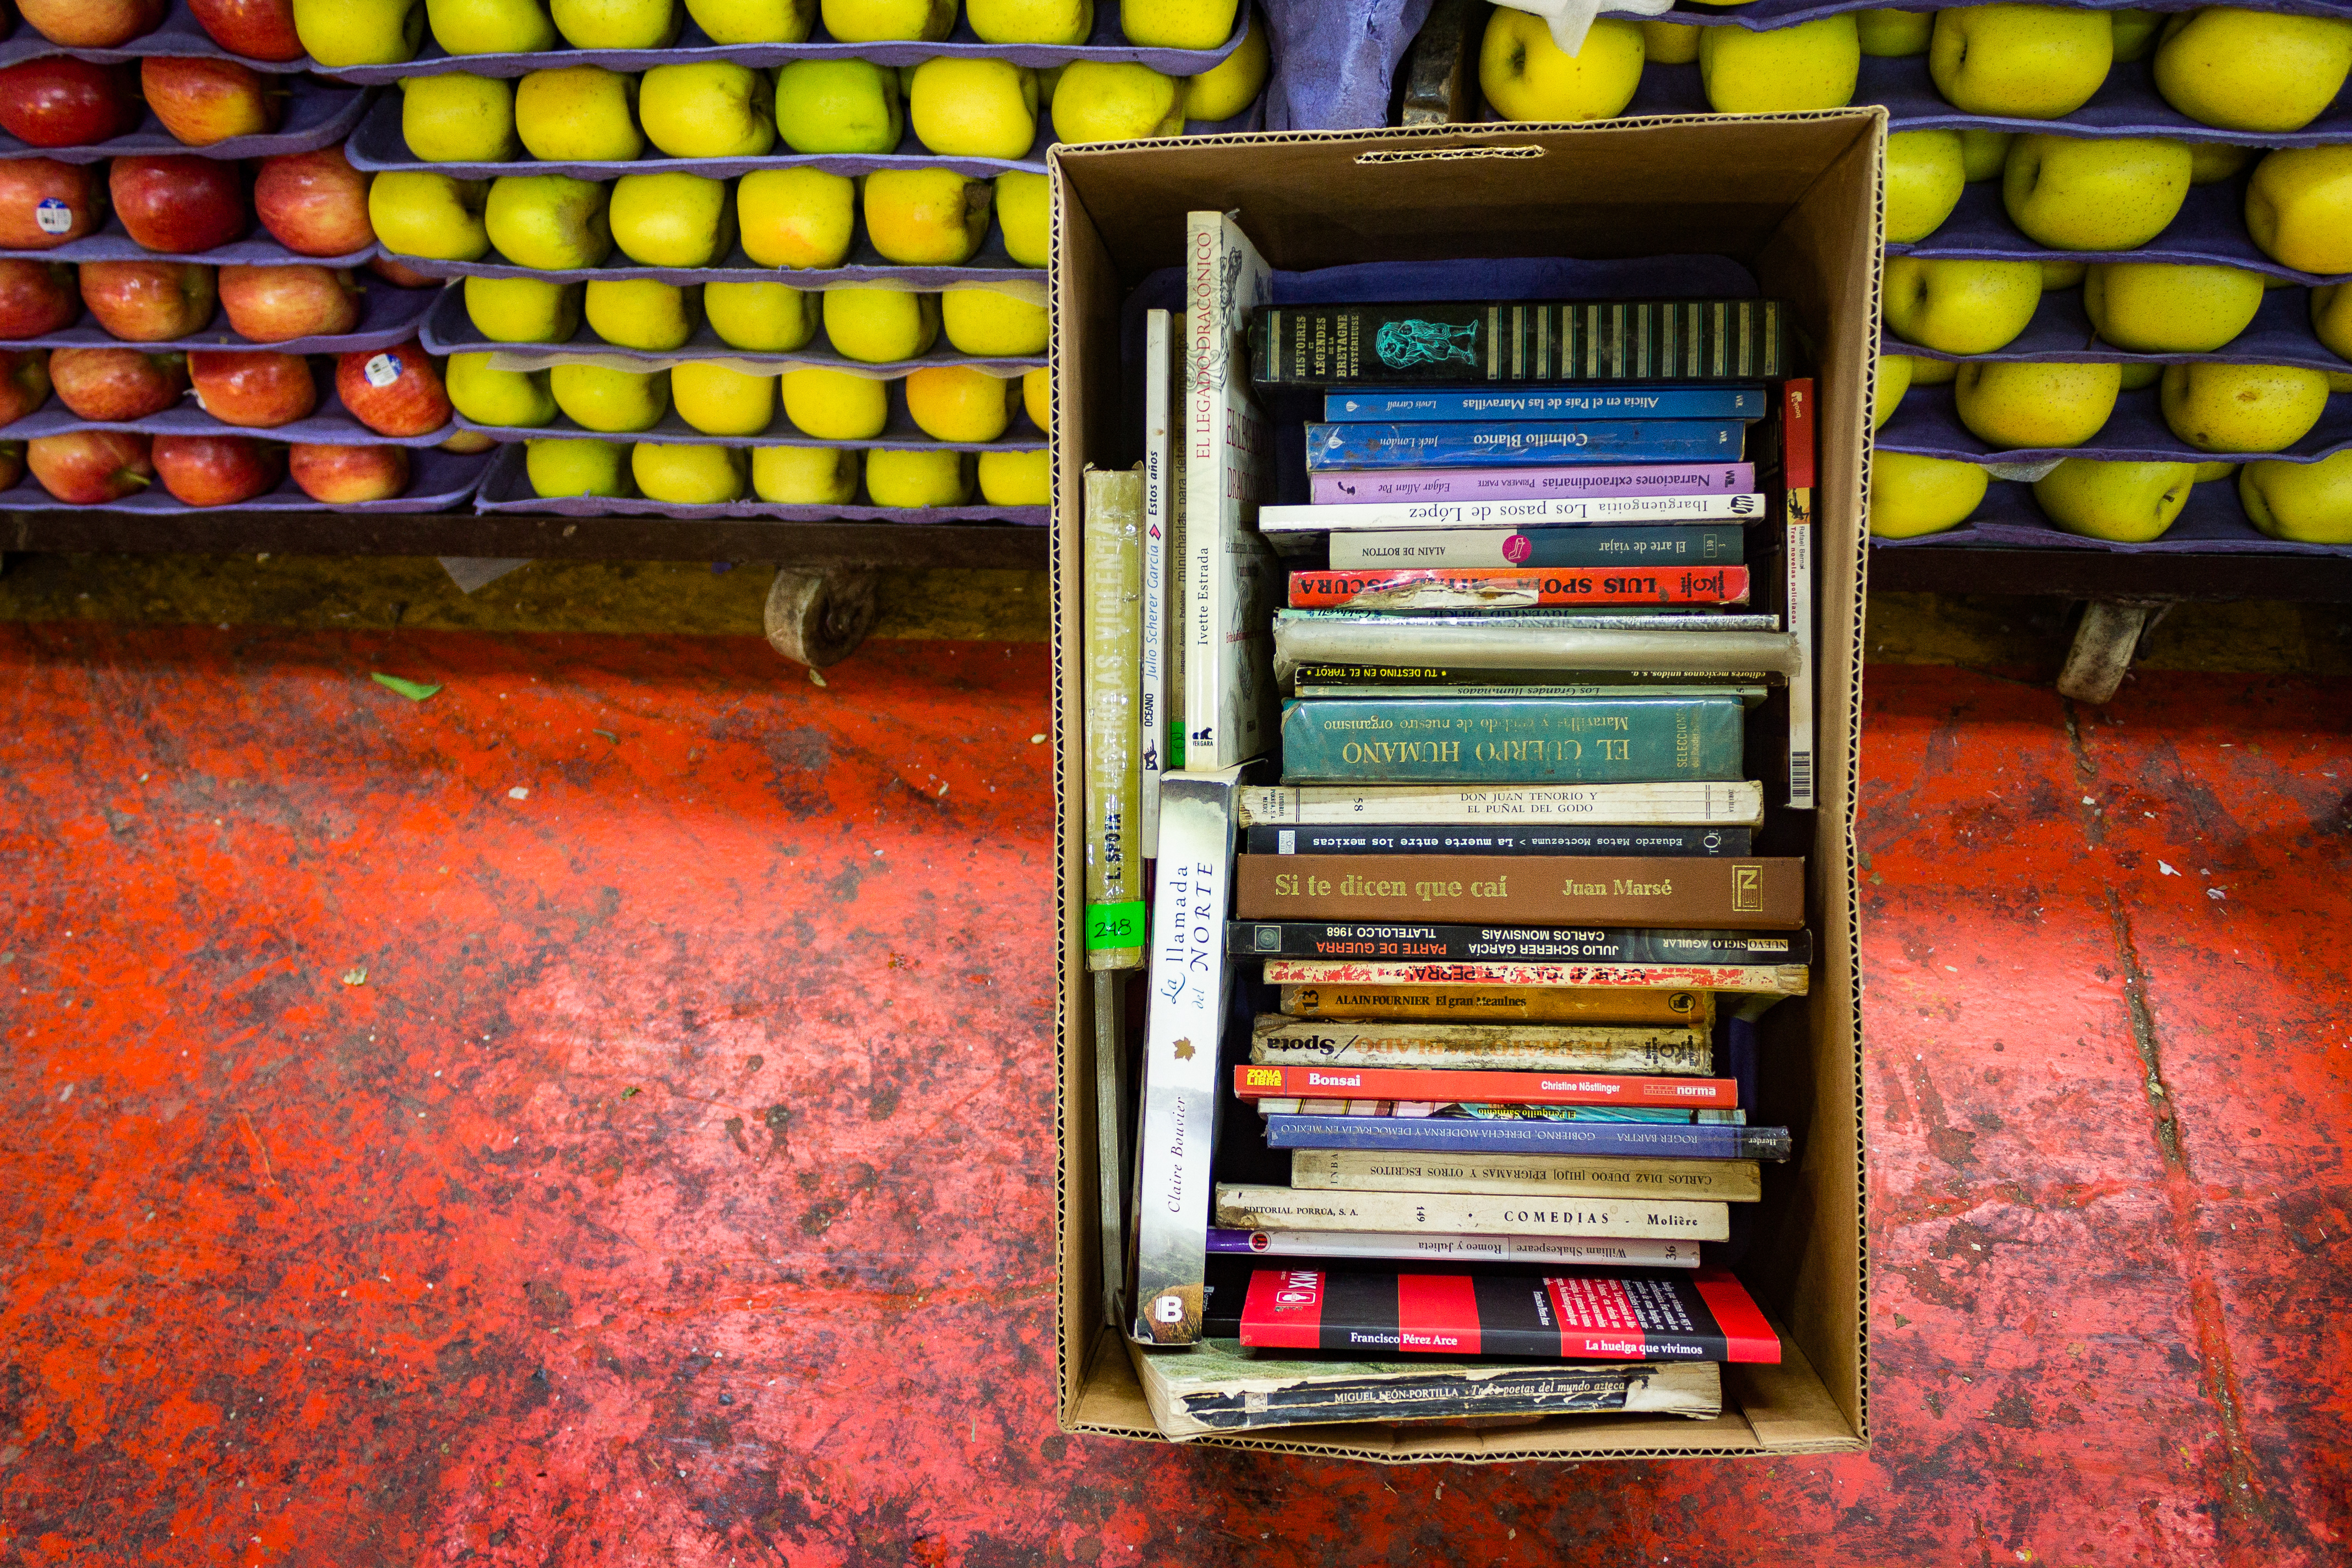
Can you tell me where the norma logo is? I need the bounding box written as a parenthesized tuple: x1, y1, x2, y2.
(1502, 533, 1532, 564)
(1243, 1068, 1284, 1087)
(1734, 865, 1762, 912)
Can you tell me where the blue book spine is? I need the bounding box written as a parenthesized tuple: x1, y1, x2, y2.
(1265, 1115, 1793, 1160)
(1324, 387, 1768, 422)
(1278, 696, 1745, 785)
(1306, 421, 1746, 472)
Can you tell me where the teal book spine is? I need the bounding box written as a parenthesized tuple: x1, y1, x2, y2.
(1278, 697, 1746, 785)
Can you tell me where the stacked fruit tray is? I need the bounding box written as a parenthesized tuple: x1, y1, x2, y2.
(0, 0, 488, 513)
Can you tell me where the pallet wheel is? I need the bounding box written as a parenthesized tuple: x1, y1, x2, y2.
(763, 567, 880, 668)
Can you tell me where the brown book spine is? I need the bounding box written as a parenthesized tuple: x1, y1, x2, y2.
(1234, 854, 1805, 929)
(1280, 987, 1709, 1026)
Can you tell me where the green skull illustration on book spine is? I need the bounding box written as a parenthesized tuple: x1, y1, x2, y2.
(1376, 318, 1479, 368)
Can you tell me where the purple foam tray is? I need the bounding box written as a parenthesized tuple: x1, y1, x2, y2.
(1662, 0, 2352, 31)
(471, 439, 1046, 524)
(1886, 284, 2352, 375)
(321, 0, 1244, 83)
(0, 80, 368, 164)
(455, 379, 1044, 450)
(1890, 176, 2347, 287)
(1874, 476, 2350, 557)
(1879, 384, 2352, 466)
(0, 444, 488, 513)
(0, 274, 441, 355)
(416, 278, 1041, 376)
(388, 221, 1035, 289)
(0, 216, 377, 270)
(9, 378, 453, 446)
(0, 1, 318, 73)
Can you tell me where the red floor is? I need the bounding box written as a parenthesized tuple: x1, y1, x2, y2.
(1, 622, 2346, 1566)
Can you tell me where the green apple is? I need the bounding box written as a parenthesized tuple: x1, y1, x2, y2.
(1954, 358, 2121, 448)
(1119, 0, 1234, 49)
(1959, 129, 2013, 182)
(823, 288, 939, 363)
(683, 0, 814, 42)
(369, 172, 491, 262)
(967, 0, 1089, 46)
(1872, 353, 1913, 431)
(2117, 360, 2160, 391)
(781, 366, 888, 438)
(447, 353, 555, 426)
(2033, 457, 2195, 541)
(2083, 262, 2266, 352)
(611, 172, 734, 268)
(2002, 134, 2191, 251)
(2108, 9, 2158, 62)
(527, 438, 633, 497)
(2159, 362, 2331, 454)
(752, 444, 860, 503)
(485, 175, 612, 270)
(1188, 6, 1270, 119)
(2187, 141, 2249, 186)
(402, 74, 518, 164)
(634, 442, 749, 503)
(2241, 450, 2352, 543)
(905, 364, 1016, 442)
(584, 279, 697, 350)
(864, 170, 991, 266)
(978, 448, 1049, 505)
(1639, 20, 1698, 66)
(1869, 451, 1988, 537)
(705, 281, 818, 351)
(2312, 284, 2352, 362)
(774, 60, 903, 154)
(942, 287, 1046, 356)
(866, 448, 974, 507)
(2192, 461, 2237, 484)
(1022, 366, 1047, 429)
(738, 169, 856, 270)
(427, 0, 556, 54)
(1882, 256, 2044, 355)
(1929, 4, 2113, 119)
(1052, 62, 1187, 141)
(819, 0, 952, 42)
(995, 172, 1048, 269)
(2246, 147, 2352, 276)
(672, 362, 777, 437)
(2153, 10, 2352, 134)
(550, 0, 679, 47)
(1886, 129, 1964, 244)
(1479, 13, 1643, 122)
(1856, 8, 1931, 56)
(551, 363, 670, 433)
(1700, 16, 1860, 112)
(2040, 258, 2084, 289)
(294, 0, 424, 65)
(515, 68, 645, 162)
(1907, 356, 1958, 386)
(465, 274, 582, 342)
(641, 63, 776, 159)
(910, 59, 1037, 159)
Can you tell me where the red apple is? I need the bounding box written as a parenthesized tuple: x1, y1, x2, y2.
(439, 428, 495, 453)
(79, 260, 217, 341)
(0, 345, 48, 425)
(153, 432, 284, 504)
(290, 440, 406, 503)
(187, 0, 305, 62)
(28, 428, 153, 501)
(19, 0, 165, 48)
(110, 155, 249, 254)
(141, 57, 284, 148)
(51, 346, 188, 420)
(368, 253, 437, 289)
(218, 263, 360, 341)
(0, 442, 25, 492)
(254, 147, 373, 259)
(335, 339, 448, 437)
(0, 158, 106, 249)
(189, 347, 315, 427)
(0, 59, 145, 149)
(0, 258, 79, 336)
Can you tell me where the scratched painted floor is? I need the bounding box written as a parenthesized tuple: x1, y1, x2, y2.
(2, 607, 2348, 1566)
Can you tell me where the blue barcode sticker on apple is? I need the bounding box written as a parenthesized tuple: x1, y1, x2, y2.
(34, 199, 70, 235)
(363, 353, 401, 388)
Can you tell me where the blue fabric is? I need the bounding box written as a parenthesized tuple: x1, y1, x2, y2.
(1262, 0, 1439, 130)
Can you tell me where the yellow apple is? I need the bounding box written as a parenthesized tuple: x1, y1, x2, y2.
(866, 448, 974, 507)
(2313, 284, 2352, 363)
(2187, 141, 2249, 186)
(823, 287, 940, 362)
(752, 443, 860, 503)
(782, 366, 888, 438)
(514, 67, 645, 163)
(1119, 0, 1234, 49)
(1052, 62, 1186, 141)
(967, 0, 1089, 44)
(447, 353, 555, 426)
(1907, 355, 1958, 386)
(640, 62, 775, 159)
(465, 274, 582, 342)
(584, 278, 696, 350)
(2109, 8, 2158, 62)
(485, 174, 612, 270)
(2241, 450, 2352, 542)
(909, 59, 1038, 159)
(2153, 10, 2352, 134)
(1639, 20, 1699, 65)
(1022, 365, 1048, 429)
(978, 448, 1049, 505)
(1872, 353, 1913, 430)
(864, 170, 992, 265)
(2331, 373, 2352, 395)
(2159, 362, 2331, 454)
(1886, 129, 1965, 243)
(2083, 261, 2266, 352)
(941, 287, 1047, 355)
(2192, 461, 2237, 483)
(775, 59, 905, 154)
(1929, 4, 2113, 119)
(1700, 16, 1860, 111)
(1187, 6, 1270, 119)
(610, 171, 735, 268)
(997, 172, 1048, 269)
(294, 0, 424, 66)
(683, 0, 814, 43)
(1857, 8, 1931, 56)
(2117, 360, 2160, 391)
(1959, 128, 2013, 182)
(1870, 451, 1988, 537)
(551, 363, 670, 432)
(905, 364, 1017, 442)
(819, 0, 952, 42)
(1481, 14, 1645, 121)
(551, 0, 679, 46)
(402, 73, 517, 164)
(1954, 358, 2121, 448)
(370, 172, 491, 262)
(672, 362, 778, 436)
(1883, 256, 2043, 355)
(2246, 147, 2352, 276)
(738, 168, 856, 270)
(634, 442, 749, 503)
(2002, 134, 2190, 251)
(427, 0, 556, 54)
(2034, 457, 2195, 540)
(527, 438, 632, 497)
(2040, 258, 2085, 290)
(705, 281, 818, 351)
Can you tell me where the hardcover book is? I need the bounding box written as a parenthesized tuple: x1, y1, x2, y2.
(1211, 1184, 1731, 1240)
(1205, 1228, 1705, 1268)
(1232, 1065, 1738, 1109)
(1229, 921, 1812, 967)
(1140, 309, 1176, 854)
(1325, 524, 1751, 571)
(1323, 386, 1768, 422)
(1306, 420, 1746, 472)
(1264, 1114, 1794, 1161)
(1287, 567, 1751, 613)
(1235, 782, 1767, 828)
(1780, 378, 1818, 811)
(1244, 824, 1754, 858)
(1277, 697, 1746, 786)
(1308, 462, 1757, 505)
(1082, 465, 1146, 970)
(1235, 853, 1806, 928)
(1249, 1014, 1713, 1074)
(1250, 299, 1790, 388)
(1288, 1148, 1763, 1202)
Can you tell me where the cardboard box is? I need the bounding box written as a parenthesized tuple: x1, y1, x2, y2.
(1049, 113, 1884, 1461)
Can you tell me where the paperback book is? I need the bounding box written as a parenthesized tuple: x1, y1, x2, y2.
(1250, 299, 1790, 388)
(1235, 853, 1806, 927)
(1211, 1184, 1731, 1240)
(1287, 1147, 1763, 1201)
(1277, 697, 1747, 786)
(1264, 1114, 1794, 1162)
(1325, 525, 1750, 571)
(1248, 1014, 1714, 1074)
(1287, 567, 1751, 613)
(1244, 824, 1752, 858)
(1229, 921, 1812, 967)
(1235, 782, 1767, 828)
(1306, 421, 1747, 472)
(1232, 1064, 1738, 1108)
(1322, 386, 1768, 421)
(1309, 462, 1757, 505)
(1205, 1228, 1705, 1268)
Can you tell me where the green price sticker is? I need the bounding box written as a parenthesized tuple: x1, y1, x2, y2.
(1085, 901, 1147, 951)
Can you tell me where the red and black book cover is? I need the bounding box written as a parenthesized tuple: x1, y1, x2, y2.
(1238, 1266, 1779, 1363)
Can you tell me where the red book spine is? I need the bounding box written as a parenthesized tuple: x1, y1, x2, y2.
(1287, 565, 1751, 611)
(1233, 1064, 1736, 1107)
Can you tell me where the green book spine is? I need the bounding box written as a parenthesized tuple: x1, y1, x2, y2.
(1085, 466, 1146, 969)
(1278, 697, 1745, 785)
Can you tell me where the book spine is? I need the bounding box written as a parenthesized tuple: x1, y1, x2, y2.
(1204, 1228, 1705, 1267)
(1288, 566, 1751, 613)
(1328, 525, 1750, 571)
(1307, 462, 1757, 505)
(1278, 697, 1746, 786)
(1212, 1185, 1730, 1240)
(1250, 1015, 1713, 1074)
(1278, 497, 1765, 536)
(1167, 309, 1188, 772)
(1235, 853, 1806, 928)
(1139, 310, 1172, 857)
(1323, 387, 1768, 422)
(1253, 300, 1786, 388)
(1291, 1148, 1762, 1202)
(1267, 956, 1807, 997)
(1271, 618, 1802, 677)
(1260, 1099, 1731, 1122)
(1244, 824, 1753, 858)
(1082, 466, 1146, 970)
(1235, 781, 1767, 828)
(1266, 1114, 1794, 1160)
(1294, 683, 1770, 704)
(1782, 379, 1817, 811)
(1228, 919, 1814, 967)
(1306, 421, 1745, 472)
(1281, 984, 1707, 1026)
(1234, 1065, 1737, 1109)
